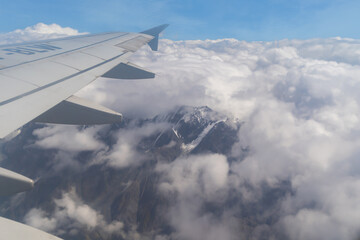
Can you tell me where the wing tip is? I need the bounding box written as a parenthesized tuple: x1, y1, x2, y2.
(141, 24, 169, 51)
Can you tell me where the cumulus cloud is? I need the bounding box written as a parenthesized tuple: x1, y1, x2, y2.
(24, 208, 57, 233)
(0, 23, 83, 44)
(24, 188, 125, 237)
(81, 122, 169, 168)
(6, 23, 360, 239)
(33, 125, 105, 153)
(157, 154, 229, 199)
(156, 154, 234, 240)
(102, 122, 170, 168)
(31, 125, 108, 172)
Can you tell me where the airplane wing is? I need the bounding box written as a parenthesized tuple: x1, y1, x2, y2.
(0, 24, 168, 239)
(0, 217, 62, 240)
(0, 24, 168, 138)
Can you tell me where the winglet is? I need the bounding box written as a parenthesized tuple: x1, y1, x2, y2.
(141, 24, 169, 51)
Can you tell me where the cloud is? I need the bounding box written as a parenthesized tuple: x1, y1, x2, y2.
(156, 154, 234, 240)
(24, 208, 57, 233)
(131, 37, 360, 239)
(157, 154, 229, 199)
(24, 188, 126, 237)
(33, 125, 105, 153)
(31, 125, 108, 172)
(87, 121, 170, 169)
(280, 209, 342, 240)
(0, 23, 83, 44)
(5, 23, 360, 239)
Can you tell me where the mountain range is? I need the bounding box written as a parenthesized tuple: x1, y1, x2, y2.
(0, 106, 245, 239)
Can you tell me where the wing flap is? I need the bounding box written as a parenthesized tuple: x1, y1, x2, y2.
(0, 167, 34, 196)
(35, 95, 122, 125)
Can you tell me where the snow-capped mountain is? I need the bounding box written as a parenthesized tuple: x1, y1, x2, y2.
(0, 106, 241, 240)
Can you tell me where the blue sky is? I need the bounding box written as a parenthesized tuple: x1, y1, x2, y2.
(1, 0, 360, 41)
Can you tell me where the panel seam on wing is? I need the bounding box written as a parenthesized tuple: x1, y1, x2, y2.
(0, 52, 127, 107)
(80, 51, 107, 61)
(0, 73, 41, 88)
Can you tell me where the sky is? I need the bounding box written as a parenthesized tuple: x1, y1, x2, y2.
(1, 0, 360, 41)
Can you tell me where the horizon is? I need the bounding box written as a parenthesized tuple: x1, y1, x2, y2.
(1, 0, 360, 41)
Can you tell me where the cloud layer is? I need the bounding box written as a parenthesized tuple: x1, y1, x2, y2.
(101, 35, 360, 240)
(4, 23, 360, 239)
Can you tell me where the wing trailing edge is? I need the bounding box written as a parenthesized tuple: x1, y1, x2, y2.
(34, 96, 122, 125)
(141, 24, 169, 51)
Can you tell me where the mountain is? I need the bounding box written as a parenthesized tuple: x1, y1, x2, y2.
(0, 106, 241, 240)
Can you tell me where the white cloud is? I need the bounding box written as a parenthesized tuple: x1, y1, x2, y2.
(91, 122, 170, 169)
(166, 206, 236, 240)
(24, 188, 125, 237)
(156, 154, 232, 240)
(31, 125, 107, 171)
(157, 154, 229, 199)
(23, 208, 57, 233)
(33, 125, 105, 152)
(281, 209, 342, 240)
(0, 23, 83, 45)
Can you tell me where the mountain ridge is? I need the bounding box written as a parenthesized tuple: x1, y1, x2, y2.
(0, 105, 241, 240)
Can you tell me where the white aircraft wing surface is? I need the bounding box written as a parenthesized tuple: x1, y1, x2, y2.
(0, 24, 168, 240)
(0, 217, 62, 240)
(0, 24, 168, 139)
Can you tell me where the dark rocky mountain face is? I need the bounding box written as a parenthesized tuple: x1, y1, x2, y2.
(0, 106, 289, 239)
